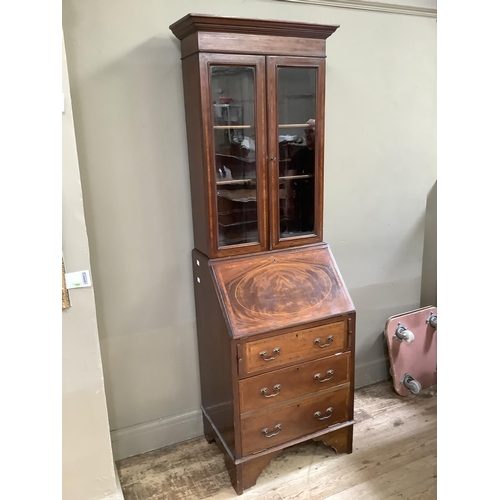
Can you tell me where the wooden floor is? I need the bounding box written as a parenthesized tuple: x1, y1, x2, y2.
(116, 380, 437, 500)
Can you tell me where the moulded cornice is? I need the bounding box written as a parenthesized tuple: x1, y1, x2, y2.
(169, 13, 340, 41)
(276, 0, 437, 18)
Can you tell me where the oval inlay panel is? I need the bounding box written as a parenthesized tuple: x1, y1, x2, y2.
(234, 262, 332, 316)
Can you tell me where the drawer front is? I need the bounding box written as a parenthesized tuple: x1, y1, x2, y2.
(240, 320, 348, 376)
(241, 386, 350, 456)
(239, 352, 351, 414)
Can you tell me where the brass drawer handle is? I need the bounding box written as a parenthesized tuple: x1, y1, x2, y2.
(314, 369, 334, 383)
(314, 335, 334, 348)
(259, 347, 280, 361)
(262, 424, 282, 438)
(314, 407, 333, 420)
(261, 384, 281, 398)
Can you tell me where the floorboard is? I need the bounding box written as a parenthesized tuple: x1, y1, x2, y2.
(116, 380, 437, 500)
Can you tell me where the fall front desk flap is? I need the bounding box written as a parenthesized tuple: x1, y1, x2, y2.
(210, 244, 355, 339)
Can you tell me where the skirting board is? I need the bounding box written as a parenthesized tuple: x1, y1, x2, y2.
(355, 356, 391, 389)
(111, 409, 203, 461)
(111, 358, 390, 461)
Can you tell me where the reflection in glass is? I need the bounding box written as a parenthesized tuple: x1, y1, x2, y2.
(277, 67, 317, 238)
(211, 66, 258, 247)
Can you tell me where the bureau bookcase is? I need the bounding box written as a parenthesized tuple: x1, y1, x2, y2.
(170, 14, 355, 495)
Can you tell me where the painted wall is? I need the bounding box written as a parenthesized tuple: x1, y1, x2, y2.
(62, 0, 436, 460)
(62, 35, 123, 500)
(420, 181, 437, 307)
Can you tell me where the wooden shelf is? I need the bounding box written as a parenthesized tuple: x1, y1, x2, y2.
(214, 124, 307, 130)
(279, 174, 314, 180)
(214, 125, 253, 130)
(278, 124, 309, 128)
(216, 178, 256, 185)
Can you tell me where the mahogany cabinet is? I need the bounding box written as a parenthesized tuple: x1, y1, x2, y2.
(170, 14, 355, 495)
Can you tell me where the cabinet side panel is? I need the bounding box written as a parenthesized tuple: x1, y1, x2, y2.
(347, 313, 356, 422)
(192, 249, 236, 455)
(182, 55, 210, 256)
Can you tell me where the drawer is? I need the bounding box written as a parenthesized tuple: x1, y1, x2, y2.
(239, 352, 351, 414)
(240, 385, 350, 456)
(238, 320, 348, 376)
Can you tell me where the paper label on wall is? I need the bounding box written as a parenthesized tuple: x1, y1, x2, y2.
(65, 270, 92, 289)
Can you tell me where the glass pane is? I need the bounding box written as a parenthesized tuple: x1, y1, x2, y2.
(277, 67, 317, 238)
(211, 66, 258, 247)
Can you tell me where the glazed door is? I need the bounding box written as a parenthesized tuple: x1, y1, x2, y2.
(267, 57, 325, 249)
(200, 53, 268, 257)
